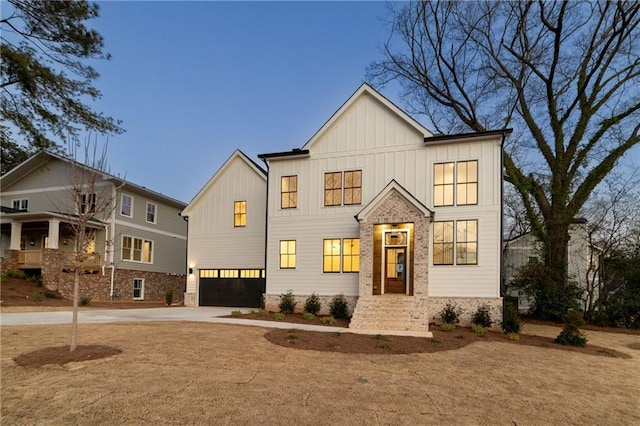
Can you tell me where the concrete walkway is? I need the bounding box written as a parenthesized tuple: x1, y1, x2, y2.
(0, 307, 344, 333)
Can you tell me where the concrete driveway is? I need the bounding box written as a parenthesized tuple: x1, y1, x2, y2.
(0, 307, 343, 332)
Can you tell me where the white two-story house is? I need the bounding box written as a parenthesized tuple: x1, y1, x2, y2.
(184, 84, 511, 335)
(1, 151, 187, 303)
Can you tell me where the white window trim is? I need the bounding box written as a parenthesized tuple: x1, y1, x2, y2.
(133, 278, 145, 300)
(121, 234, 154, 264)
(120, 193, 134, 218)
(11, 198, 29, 211)
(146, 202, 157, 224)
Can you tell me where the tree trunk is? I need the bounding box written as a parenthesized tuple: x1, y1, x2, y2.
(70, 266, 79, 352)
(543, 219, 570, 289)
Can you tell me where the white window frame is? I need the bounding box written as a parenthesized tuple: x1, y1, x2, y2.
(11, 198, 29, 211)
(146, 202, 157, 224)
(121, 194, 134, 218)
(133, 278, 144, 300)
(80, 192, 97, 214)
(121, 235, 154, 264)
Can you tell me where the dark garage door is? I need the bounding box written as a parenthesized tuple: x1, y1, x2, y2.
(199, 277, 265, 307)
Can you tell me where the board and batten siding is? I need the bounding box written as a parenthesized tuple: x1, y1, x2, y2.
(183, 152, 267, 273)
(265, 88, 503, 299)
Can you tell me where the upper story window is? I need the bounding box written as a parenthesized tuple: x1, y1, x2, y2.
(12, 199, 28, 211)
(234, 201, 246, 227)
(146, 202, 157, 224)
(80, 193, 97, 214)
(279, 240, 296, 269)
(281, 176, 297, 209)
(324, 170, 362, 207)
(121, 194, 133, 217)
(434, 161, 478, 206)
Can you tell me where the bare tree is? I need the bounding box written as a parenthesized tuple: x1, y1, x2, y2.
(369, 1, 640, 311)
(63, 137, 115, 351)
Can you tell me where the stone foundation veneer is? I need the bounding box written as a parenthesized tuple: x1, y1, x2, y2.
(263, 293, 358, 316)
(429, 297, 503, 331)
(183, 292, 196, 307)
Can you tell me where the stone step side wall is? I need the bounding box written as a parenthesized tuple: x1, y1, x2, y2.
(350, 294, 429, 332)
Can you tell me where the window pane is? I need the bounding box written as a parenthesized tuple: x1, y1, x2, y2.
(456, 220, 478, 265)
(323, 239, 341, 272)
(281, 176, 297, 208)
(234, 201, 246, 227)
(433, 222, 454, 265)
(280, 240, 296, 269)
(342, 238, 360, 272)
(457, 161, 478, 205)
(434, 163, 454, 206)
(143, 241, 152, 263)
(344, 171, 362, 205)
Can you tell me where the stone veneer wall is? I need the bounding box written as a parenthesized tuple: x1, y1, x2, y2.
(429, 297, 503, 331)
(2, 250, 19, 274)
(183, 292, 196, 307)
(42, 249, 66, 291)
(55, 268, 185, 304)
(263, 293, 358, 316)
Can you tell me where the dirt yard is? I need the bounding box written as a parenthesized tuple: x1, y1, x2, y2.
(2, 321, 639, 424)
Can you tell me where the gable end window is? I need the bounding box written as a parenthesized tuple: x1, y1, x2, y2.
(12, 199, 29, 211)
(323, 170, 362, 207)
(234, 201, 246, 227)
(121, 194, 133, 217)
(146, 202, 157, 224)
(279, 240, 296, 269)
(434, 161, 478, 206)
(281, 176, 297, 209)
(433, 220, 478, 266)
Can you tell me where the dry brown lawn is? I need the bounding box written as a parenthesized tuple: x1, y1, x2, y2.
(2, 321, 639, 425)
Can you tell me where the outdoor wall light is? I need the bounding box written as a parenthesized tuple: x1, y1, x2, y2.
(188, 267, 194, 275)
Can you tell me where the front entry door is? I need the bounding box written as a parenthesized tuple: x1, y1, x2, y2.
(385, 247, 406, 294)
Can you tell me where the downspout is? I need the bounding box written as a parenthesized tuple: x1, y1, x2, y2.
(261, 158, 269, 309)
(182, 214, 188, 294)
(499, 132, 506, 302)
(109, 184, 117, 299)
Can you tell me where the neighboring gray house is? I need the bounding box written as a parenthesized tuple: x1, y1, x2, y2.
(503, 219, 602, 312)
(1, 151, 187, 303)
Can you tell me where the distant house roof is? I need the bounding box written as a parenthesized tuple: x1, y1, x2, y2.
(1, 150, 186, 209)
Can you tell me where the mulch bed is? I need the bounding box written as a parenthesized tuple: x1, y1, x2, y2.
(13, 345, 122, 368)
(224, 311, 350, 328)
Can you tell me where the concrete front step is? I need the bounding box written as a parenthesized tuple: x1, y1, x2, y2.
(350, 295, 430, 334)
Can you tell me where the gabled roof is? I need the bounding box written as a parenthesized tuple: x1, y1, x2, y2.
(355, 180, 434, 222)
(1, 150, 186, 209)
(302, 83, 433, 151)
(182, 149, 266, 217)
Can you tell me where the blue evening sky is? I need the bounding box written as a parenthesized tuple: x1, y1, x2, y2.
(90, 1, 405, 203)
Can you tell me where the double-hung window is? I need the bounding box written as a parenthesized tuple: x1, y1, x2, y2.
(121, 194, 133, 217)
(122, 235, 153, 263)
(234, 201, 246, 227)
(279, 240, 296, 269)
(434, 161, 478, 206)
(322, 238, 360, 273)
(12, 199, 28, 211)
(146, 202, 157, 224)
(81, 193, 97, 214)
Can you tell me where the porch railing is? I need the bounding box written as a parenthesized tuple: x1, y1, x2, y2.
(17, 250, 103, 270)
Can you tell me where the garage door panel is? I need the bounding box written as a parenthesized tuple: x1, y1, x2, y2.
(199, 278, 265, 307)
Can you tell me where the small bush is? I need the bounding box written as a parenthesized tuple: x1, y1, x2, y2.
(31, 292, 45, 303)
(302, 312, 316, 321)
(6, 270, 27, 280)
(439, 302, 462, 325)
(231, 310, 242, 318)
(26, 275, 43, 287)
(472, 304, 493, 328)
(555, 310, 588, 347)
(278, 290, 296, 314)
(320, 316, 336, 325)
(304, 293, 322, 315)
(502, 303, 521, 334)
(506, 332, 520, 341)
(274, 312, 285, 320)
(329, 294, 349, 319)
(164, 287, 175, 306)
(257, 309, 269, 317)
(471, 324, 487, 337)
(440, 323, 455, 332)
(79, 296, 91, 306)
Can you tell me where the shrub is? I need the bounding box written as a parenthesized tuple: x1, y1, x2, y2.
(555, 310, 588, 347)
(6, 270, 27, 280)
(257, 309, 269, 317)
(439, 302, 462, 325)
(26, 275, 43, 287)
(440, 323, 455, 332)
(329, 294, 349, 319)
(274, 312, 285, 320)
(320, 316, 336, 325)
(31, 292, 45, 303)
(471, 324, 487, 337)
(506, 332, 520, 341)
(304, 293, 322, 315)
(164, 287, 175, 306)
(472, 304, 493, 328)
(79, 296, 91, 306)
(231, 310, 242, 318)
(278, 290, 296, 314)
(302, 312, 315, 321)
(502, 303, 521, 334)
